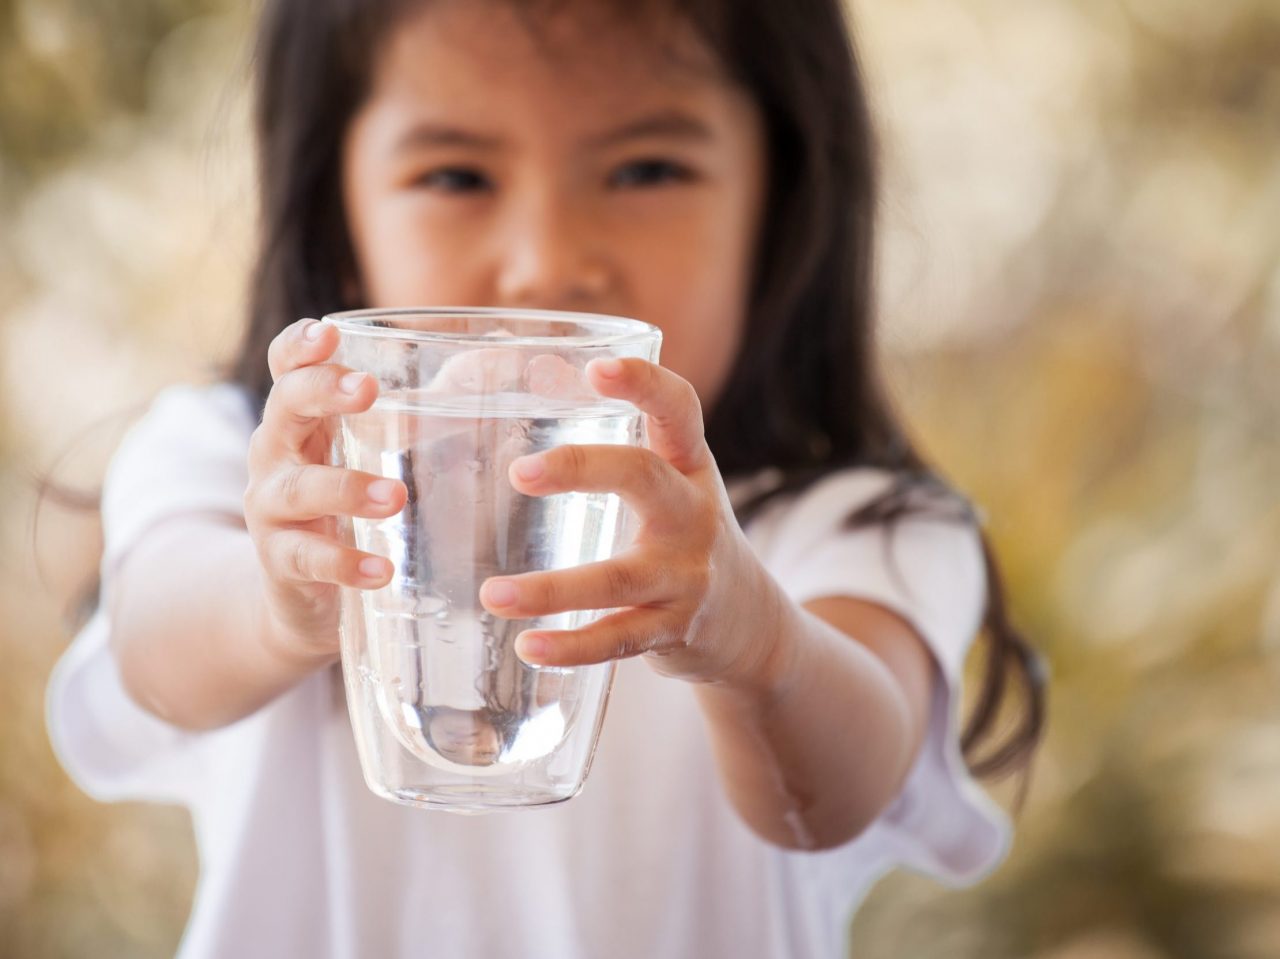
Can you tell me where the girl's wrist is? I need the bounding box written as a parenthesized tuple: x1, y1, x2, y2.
(707, 556, 801, 704)
(256, 585, 342, 673)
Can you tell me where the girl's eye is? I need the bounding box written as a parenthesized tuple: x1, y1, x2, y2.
(413, 168, 493, 193)
(608, 159, 695, 189)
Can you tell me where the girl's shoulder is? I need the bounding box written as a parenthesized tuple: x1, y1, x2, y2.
(112, 377, 259, 456)
(110, 380, 258, 471)
(728, 464, 899, 532)
(737, 464, 986, 681)
(101, 380, 258, 563)
(137, 379, 258, 437)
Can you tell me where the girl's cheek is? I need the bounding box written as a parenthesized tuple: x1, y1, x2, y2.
(356, 218, 479, 307)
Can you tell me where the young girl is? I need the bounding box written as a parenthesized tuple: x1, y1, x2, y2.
(47, 0, 1044, 955)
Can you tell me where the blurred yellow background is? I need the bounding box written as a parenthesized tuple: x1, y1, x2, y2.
(1, 1, 1277, 956)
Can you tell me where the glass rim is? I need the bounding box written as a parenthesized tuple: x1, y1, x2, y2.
(322, 307, 661, 348)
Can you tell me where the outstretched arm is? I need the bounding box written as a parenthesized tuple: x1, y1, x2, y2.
(477, 356, 933, 850)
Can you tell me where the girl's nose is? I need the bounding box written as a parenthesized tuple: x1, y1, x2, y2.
(494, 201, 615, 311)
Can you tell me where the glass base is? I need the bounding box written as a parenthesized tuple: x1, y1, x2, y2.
(369, 780, 584, 815)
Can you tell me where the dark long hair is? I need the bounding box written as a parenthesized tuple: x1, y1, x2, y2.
(235, 0, 1046, 783)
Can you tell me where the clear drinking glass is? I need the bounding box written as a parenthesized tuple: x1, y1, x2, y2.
(326, 308, 661, 813)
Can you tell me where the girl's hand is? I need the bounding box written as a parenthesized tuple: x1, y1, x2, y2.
(243, 318, 407, 660)
(478, 358, 780, 689)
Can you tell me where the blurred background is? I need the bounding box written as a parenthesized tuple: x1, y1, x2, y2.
(1, 0, 1277, 956)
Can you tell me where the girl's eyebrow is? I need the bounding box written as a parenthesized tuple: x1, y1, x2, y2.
(391, 110, 716, 155)
(584, 110, 716, 148)
(393, 125, 504, 154)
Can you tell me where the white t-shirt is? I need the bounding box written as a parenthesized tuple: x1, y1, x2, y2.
(46, 383, 1010, 959)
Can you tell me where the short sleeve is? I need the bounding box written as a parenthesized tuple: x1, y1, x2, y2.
(740, 469, 1012, 893)
(45, 383, 257, 806)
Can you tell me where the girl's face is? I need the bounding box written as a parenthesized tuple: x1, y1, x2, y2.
(342, 1, 766, 411)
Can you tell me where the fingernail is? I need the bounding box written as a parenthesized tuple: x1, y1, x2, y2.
(340, 372, 367, 394)
(517, 634, 549, 661)
(513, 456, 544, 481)
(592, 358, 623, 378)
(304, 320, 325, 341)
(367, 479, 397, 504)
(359, 557, 387, 579)
(483, 580, 519, 607)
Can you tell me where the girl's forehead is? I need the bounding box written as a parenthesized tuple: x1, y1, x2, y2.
(371, 0, 726, 111)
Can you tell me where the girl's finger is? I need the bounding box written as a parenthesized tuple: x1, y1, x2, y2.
(263, 528, 393, 589)
(267, 318, 339, 382)
(513, 607, 677, 667)
(259, 363, 377, 459)
(479, 551, 674, 619)
(254, 465, 406, 524)
(584, 358, 710, 474)
(508, 444, 692, 530)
